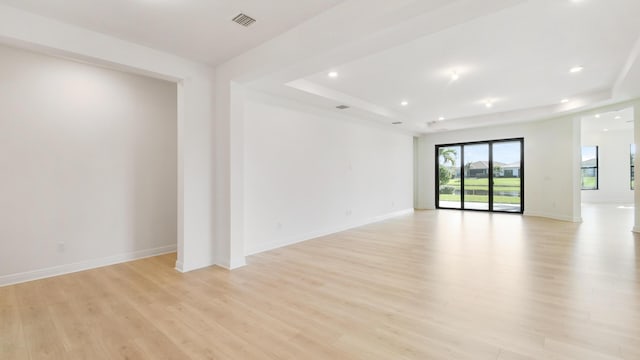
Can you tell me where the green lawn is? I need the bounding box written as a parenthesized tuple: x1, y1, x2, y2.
(447, 177, 521, 190)
(581, 176, 597, 190)
(440, 194, 521, 204)
(440, 177, 521, 204)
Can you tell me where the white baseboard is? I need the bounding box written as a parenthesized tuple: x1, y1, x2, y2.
(175, 260, 185, 273)
(245, 208, 415, 256)
(523, 211, 582, 223)
(174, 257, 220, 273)
(175, 255, 246, 272)
(216, 257, 247, 270)
(0, 244, 177, 287)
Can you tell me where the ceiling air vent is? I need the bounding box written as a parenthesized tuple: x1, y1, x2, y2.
(232, 13, 256, 27)
(392, 122, 403, 125)
(336, 105, 350, 110)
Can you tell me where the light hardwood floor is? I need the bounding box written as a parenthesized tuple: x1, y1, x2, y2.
(1, 205, 639, 359)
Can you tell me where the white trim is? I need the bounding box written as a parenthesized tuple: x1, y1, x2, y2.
(0, 245, 176, 287)
(524, 211, 583, 223)
(216, 257, 248, 270)
(632, 226, 640, 233)
(174, 258, 220, 273)
(175, 260, 185, 273)
(245, 208, 415, 256)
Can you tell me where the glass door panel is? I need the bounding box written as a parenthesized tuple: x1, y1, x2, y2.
(435, 138, 524, 213)
(437, 145, 461, 209)
(463, 144, 490, 210)
(492, 141, 522, 212)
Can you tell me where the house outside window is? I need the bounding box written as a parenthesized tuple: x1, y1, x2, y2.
(581, 146, 598, 190)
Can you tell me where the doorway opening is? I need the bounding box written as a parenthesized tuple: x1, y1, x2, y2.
(436, 138, 524, 213)
(580, 107, 634, 205)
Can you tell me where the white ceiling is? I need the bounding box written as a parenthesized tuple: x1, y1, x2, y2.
(581, 107, 634, 134)
(292, 0, 640, 133)
(0, 0, 344, 65)
(2, 0, 640, 135)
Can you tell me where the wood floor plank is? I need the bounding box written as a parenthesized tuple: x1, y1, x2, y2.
(0, 204, 639, 359)
(0, 305, 28, 359)
(19, 304, 66, 359)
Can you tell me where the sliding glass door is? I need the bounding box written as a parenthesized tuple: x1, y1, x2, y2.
(436, 138, 524, 213)
(492, 141, 523, 213)
(463, 143, 490, 210)
(437, 146, 462, 209)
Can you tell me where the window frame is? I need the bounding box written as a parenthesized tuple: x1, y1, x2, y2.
(631, 144, 635, 190)
(580, 145, 599, 191)
(434, 138, 524, 214)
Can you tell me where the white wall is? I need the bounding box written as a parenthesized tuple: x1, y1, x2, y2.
(243, 92, 414, 255)
(417, 116, 582, 222)
(0, 4, 218, 273)
(582, 129, 634, 203)
(0, 45, 177, 284)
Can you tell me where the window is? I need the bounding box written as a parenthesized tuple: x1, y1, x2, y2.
(631, 144, 636, 190)
(435, 138, 523, 213)
(581, 146, 598, 190)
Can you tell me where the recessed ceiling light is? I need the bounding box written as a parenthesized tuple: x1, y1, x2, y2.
(450, 71, 460, 82)
(569, 66, 584, 73)
(438, 116, 445, 121)
(595, 114, 601, 118)
(328, 71, 339, 78)
(561, 99, 570, 104)
(615, 115, 622, 120)
(485, 101, 494, 108)
(603, 128, 609, 132)
(401, 101, 409, 106)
